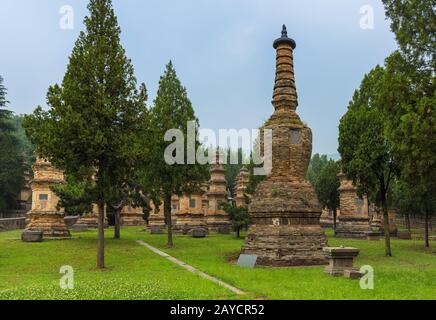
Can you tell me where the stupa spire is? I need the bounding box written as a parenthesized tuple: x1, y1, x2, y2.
(272, 24, 298, 112)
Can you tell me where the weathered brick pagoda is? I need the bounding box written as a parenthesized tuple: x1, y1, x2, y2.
(23, 158, 71, 239)
(335, 170, 372, 238)
(206, 152, 231, 233)
(241, 25, 327, 266)
(120, 205, 145, 226)
(174, 190, 208, 234)
(235, 166, 250, 207)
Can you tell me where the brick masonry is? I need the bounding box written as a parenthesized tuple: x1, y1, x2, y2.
(241, 26, 328, 267)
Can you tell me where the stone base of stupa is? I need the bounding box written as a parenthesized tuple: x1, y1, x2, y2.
(72, 214, 101, 229)
(320, 212, 334, 229)
(148, 215, 166, 234)
(242, 180, 328, 267)
(120, 214, 145, 226)
(243, 222, 327, 267)
(24, 211, 71, 239)
(206, 215, 231, 234)
(174, 214, 207, 234)
(335, 216, 372, 238)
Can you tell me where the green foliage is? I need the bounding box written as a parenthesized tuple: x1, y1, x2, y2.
(22, 0, 148, 267)
(307, 153, 329, 187)
(339, 66, 397, 256)
(0, 76, 24, 210)
(145, 61, 208, 197)
(245, 137, 265, 195)
(382, 0, 435, 72)
(339, 66, 397, 199)
(315, 160, 340, 212)
(221, 202, 250, 238)
(224, 148, 245, 197)
(23, 0, 148, 203)
(0, 75, 13, 132)
(143, 61, 209, 246)
(10, 115, 35, 168)
(51, 175, 94, 216)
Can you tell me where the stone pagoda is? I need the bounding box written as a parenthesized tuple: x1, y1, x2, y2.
(24, 158, 71, 239)
(206, 151, 230, 233)
(235, 166, 250, 207)
(174, 190, 208, 234)
(148, 201, 166, 234)
(335, 169, 371, 238)
(241, 25, 327, 267)
(120, 205, 145, 226)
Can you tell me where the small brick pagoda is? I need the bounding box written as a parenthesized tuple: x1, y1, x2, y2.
(234, 166, 250, 207)
(24, 158, 71, 239)
(206, 151, 231, 233)
(120, 205, 145, 226)
(335, 169, 371, 238)
(241, 25, 327, 267)
(174, 190, 208, 234)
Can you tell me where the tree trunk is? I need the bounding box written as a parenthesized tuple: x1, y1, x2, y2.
(424, 209, 430, 248)
(114, 207, 121, 240)
(97, 201, 105, 269)
(236, 227, 240, 239)
(380, 180, 392, 257)
(164, 193, 173, 248)
(333, 208, 337, 231)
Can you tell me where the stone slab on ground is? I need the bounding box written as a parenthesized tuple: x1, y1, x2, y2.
(21, 230, 43, 242)
(237, 254, 258, 268)
(192, 228, 207, 238)
(398, 231, 412, 240)
(70, 224, 89, 232)
(344, 269, 362, 279)
(366, 231, 381, 241)
(150, 225, 166, 234)
(324, 247, 360, 276)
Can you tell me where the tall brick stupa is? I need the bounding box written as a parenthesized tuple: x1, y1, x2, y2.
(241, 25, 327, 266)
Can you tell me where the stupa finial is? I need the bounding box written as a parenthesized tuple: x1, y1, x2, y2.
(273, 24, 296, 49)
(281, 24, 288, 37)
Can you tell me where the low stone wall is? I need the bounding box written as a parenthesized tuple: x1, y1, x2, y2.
(0, 217, 26, 232)
(0, 210, 27, 219)
(396, 215, 435, 230)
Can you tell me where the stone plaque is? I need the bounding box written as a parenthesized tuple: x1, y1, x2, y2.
(290, 130, 301, 145)
(237, 254, 258, 268)
(354, 198, 364, 207)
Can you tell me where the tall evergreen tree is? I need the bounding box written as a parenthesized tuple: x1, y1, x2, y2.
(224, 148, 245, 198)
(380, 2, 435, 248)
(0, 76, 24, 210)
(144, 61, 208, 248)
(315, 160, 340, 230)
(339, 66, 398, 257)
(307, 153, 329, 187)
(23, 0, 148, 268)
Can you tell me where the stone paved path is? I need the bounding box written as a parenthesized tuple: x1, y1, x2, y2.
(136, 240, 245, 296)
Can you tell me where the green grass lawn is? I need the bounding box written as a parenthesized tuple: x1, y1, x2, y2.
(0, 227, 435, 300)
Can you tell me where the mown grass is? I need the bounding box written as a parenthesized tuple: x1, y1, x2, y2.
(139, 229, 436, 300)
(0, 227, 435, 300)
(0, 228, 236, 300)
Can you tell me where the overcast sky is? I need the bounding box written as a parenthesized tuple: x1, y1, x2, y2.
(0, 0, 397, 155)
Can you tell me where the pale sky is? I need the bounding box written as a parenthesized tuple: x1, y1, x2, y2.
(0, 0, 398, 155)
